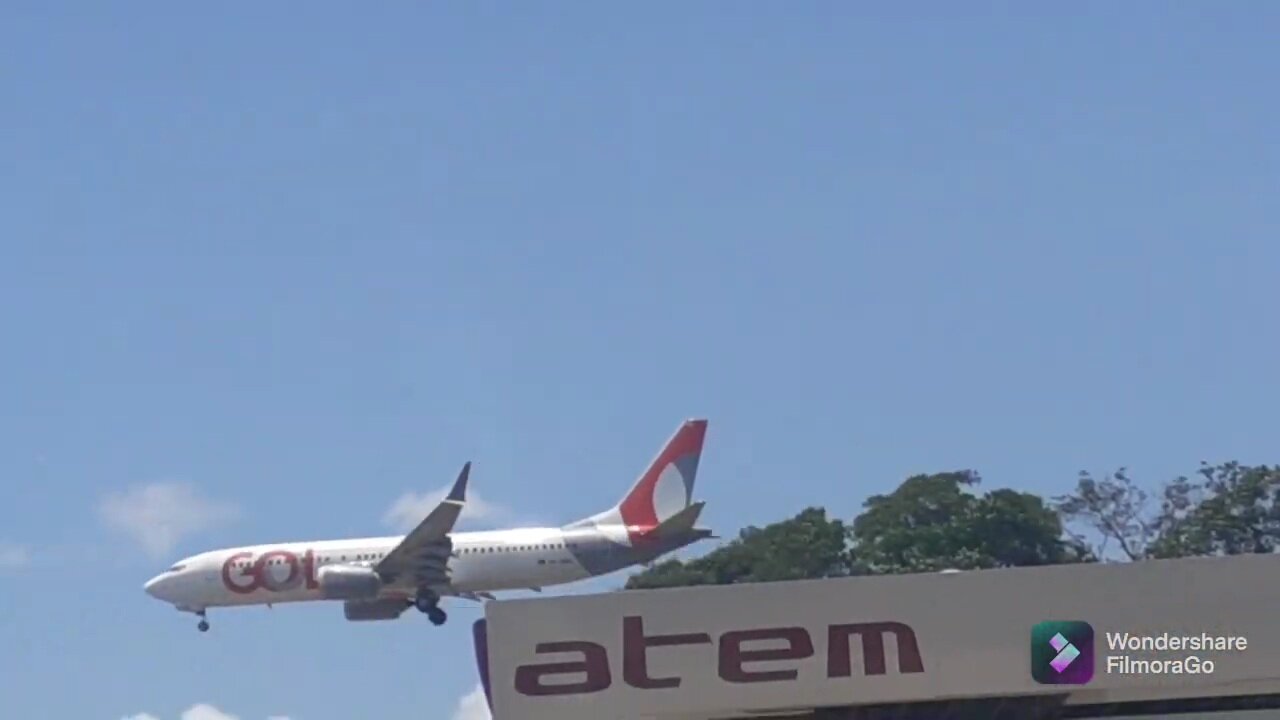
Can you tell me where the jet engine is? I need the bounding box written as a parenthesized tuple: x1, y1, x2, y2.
(317, 565, 383, 600)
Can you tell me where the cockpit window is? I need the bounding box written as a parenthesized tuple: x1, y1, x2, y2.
(167, 564, 186, 572)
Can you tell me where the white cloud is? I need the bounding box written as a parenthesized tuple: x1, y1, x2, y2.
(451, 684, 492, 720)
(0, 543, 30, 571)
(384, 485, 510, 532)
(99, 483, 240, 559)
(181, 705, 238, 720)
(120, 706, 288, 720)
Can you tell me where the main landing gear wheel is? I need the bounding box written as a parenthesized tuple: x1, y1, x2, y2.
(413, 596, 448, 626)
(197, 610, 209, 633)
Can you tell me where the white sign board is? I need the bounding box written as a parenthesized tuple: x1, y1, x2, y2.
(475, 554, 1280, 720)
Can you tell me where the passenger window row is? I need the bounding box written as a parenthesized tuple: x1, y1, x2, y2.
(230, 553, 387, 569)
(227, 543, 584, 570)
(458, 543, 576, 554)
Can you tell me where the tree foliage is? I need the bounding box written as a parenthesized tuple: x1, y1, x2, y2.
(1056, 462, 1280, 561)
(1154, 463, 1280, 557)
(1052, 467, 1191, 560)
(624, 460, 1279, 591)
(850, 471, 1089, 573)
(624, 507, 848, 590)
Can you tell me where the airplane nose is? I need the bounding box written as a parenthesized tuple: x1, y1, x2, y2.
(144, 575, 167, 600)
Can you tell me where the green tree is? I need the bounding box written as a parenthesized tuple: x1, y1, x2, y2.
(627, 460, 1280, 592)
(625, 507, 849, 590)
(1054, 461, 1280, 561)
(626, 470, 1090, 590)
(850, 471, 1090, 573)
(1149, 462, 1280, 558)
(1052, 468, 1171, 561)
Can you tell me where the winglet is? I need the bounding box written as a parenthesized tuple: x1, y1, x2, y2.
(447, 462, 471, 503)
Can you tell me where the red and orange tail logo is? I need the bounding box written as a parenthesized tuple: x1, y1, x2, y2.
(618, 419, 707, 539)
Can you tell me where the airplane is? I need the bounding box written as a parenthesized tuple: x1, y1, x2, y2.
(143, 418, 713, 632)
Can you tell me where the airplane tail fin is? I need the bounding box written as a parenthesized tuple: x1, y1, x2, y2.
(564, 419, 710, 540)
(615, 418, 708, 532)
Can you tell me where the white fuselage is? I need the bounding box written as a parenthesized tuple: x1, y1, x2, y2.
(145, 526, 609, 612)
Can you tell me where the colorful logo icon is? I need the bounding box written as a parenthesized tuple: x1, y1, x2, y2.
(1031, 621, 1094, 684)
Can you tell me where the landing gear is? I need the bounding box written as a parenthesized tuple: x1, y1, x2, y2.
(413, 595, 448, 626)
(196, 610, 209, 633)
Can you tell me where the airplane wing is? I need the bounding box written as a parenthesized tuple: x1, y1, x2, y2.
(374, 462, 470, 590)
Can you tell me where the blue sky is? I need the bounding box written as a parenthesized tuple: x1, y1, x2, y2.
(2, 3, 1278, 719)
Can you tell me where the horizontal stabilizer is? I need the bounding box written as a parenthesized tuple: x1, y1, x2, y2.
(647, 501, 705, 538)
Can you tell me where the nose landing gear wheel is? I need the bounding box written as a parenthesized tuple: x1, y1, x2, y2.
(196, 610, 210, 633)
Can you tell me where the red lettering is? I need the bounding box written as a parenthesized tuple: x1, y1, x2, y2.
(512, 618, 924, 698)
(220, 549, 319, 594)
(256, 550, 299, 591)
(622, 615, 712, 689)
(719, 627, 813, 683)
(513, 641, 611, 696)
(827, 621, 923, 676)
(221, 551, 257, 594)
